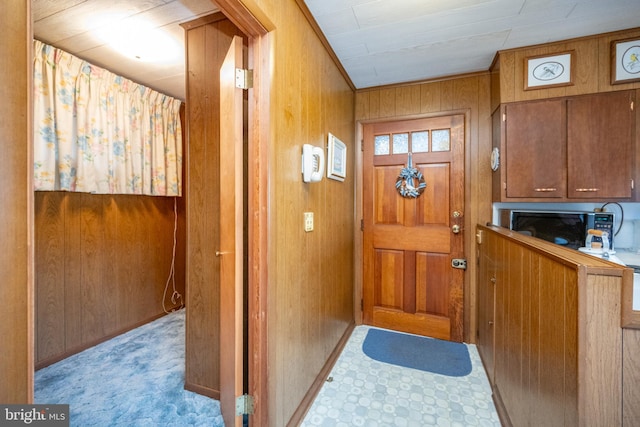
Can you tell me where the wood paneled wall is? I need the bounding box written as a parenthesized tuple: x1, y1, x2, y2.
(34, 192, 185, 368)
(492, 27, 640, 109)
(230, 1, 357, 425)
(355, 75, 494, 344)
(0, 0, 32, 404)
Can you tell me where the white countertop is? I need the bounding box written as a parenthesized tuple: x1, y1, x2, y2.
(614, 249, 640, 267)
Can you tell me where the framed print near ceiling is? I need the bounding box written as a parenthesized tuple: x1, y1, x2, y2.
(611, 38, 640, 84)
(525, 51, 574, 90)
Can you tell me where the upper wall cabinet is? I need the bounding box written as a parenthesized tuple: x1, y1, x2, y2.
(567, 91, 635, 199)
(493, 90, 636, 202)
(498, 98, 567, 199)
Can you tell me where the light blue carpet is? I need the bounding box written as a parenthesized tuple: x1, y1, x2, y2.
(34, 309, 224, 426)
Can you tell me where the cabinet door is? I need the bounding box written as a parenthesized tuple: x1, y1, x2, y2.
(505, 99, 566, 198)
(567, 90, 635, 199)
(476, 229, 497, 384)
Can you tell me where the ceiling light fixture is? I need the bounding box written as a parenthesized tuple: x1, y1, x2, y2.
(91, 14, 180, 63)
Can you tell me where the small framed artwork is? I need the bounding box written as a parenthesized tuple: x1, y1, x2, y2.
(611, 38, 640, 84)
(525, 51, 574, 90)
(327, 133, 346, 182)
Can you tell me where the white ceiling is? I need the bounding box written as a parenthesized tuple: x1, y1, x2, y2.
(304, 0, 640, 89)
(33, 0, 640, 100)
(32, 0, 219, 101)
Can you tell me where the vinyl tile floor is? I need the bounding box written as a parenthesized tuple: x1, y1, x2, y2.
(300, 325, 501, 427)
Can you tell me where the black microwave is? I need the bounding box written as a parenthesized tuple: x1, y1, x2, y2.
(499, 209, 615, 250)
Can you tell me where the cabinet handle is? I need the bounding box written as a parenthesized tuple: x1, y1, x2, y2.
(534, 188, 557, 192)
(490, 277, 496, 284)
(575, 188, 599, 192)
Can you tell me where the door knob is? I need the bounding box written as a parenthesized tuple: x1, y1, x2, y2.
(452, 224, 461, 234)
(215, 251, 229, 257)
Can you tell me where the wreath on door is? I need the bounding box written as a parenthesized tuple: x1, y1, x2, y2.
(395, 153, 426, 198)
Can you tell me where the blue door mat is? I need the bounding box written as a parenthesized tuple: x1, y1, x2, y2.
(362, 328, 472, 377)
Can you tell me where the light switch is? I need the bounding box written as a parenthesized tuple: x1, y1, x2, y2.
(304, 212, 314, 232)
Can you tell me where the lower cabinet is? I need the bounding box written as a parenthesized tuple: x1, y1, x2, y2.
(476, 224, 634, 426)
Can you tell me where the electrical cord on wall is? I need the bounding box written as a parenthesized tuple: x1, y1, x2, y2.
(600, 202, 624, 237)
(163, 197, 183, 313)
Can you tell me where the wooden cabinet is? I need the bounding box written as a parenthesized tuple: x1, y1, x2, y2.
(502, 99, 566, 199)
(493, 90, 636, 201)
(476, 229, 498, 382)
(567, 90, 635, 198)
(476, 224, 637, 427)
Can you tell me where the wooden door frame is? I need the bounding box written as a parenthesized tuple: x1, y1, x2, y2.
(211, 1, 274, 425)
(354, 110, 474, 342)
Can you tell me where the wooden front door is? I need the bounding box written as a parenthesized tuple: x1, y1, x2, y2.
(363, 115, 465, 342)
(219, 35, 244, 427)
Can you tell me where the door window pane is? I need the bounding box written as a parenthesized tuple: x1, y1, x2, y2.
(412, 131, 429, 153)
(432, 129, 450, 152)
(393, 133, 409, 154)
(374, 135, 390, 155)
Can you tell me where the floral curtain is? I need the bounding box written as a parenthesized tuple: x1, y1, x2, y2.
(33, 40, 182, 196)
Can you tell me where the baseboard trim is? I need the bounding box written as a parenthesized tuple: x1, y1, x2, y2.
(492, 386, 513, 427)
(286, 321, 356, 427)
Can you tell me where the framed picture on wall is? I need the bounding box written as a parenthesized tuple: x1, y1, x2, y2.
(327, 133, 346, 182)
(525, 51, 574, 90)
(611, 37, 640, 84)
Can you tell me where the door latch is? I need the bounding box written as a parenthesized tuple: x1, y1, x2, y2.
(451, 259, 467, 270)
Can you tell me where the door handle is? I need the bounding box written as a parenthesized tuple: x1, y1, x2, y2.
(215, 251, 229, 257)
(452, 224, 461, 234)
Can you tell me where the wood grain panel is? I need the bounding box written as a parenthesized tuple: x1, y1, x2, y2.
(355, 91, 370, 121)
(114, 196, 142, 327)
(374, 250, 404, 310)
(378, 87, 396, 118)
(395, 86, 420, 116)
(623, 328, 640, 426)
(374, 166, 403, 225)
(476, 228, 495, 383)
(79, 195, 109, 343)
(35, 192, 66, 363)
(537, 257, 569, 425)
(566, 38, 599, 97)
(494, 27, 640, 103)
(0, 0, 32, 403)
(415, 163, 450, 225)
(500, 243, 525, 426)
(419, 82, 442, 113)
(372, 308, 450, 340)
(580, 274, 621, 425)
(34, 192, 185, 368)
(419, 253, 449, 316)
